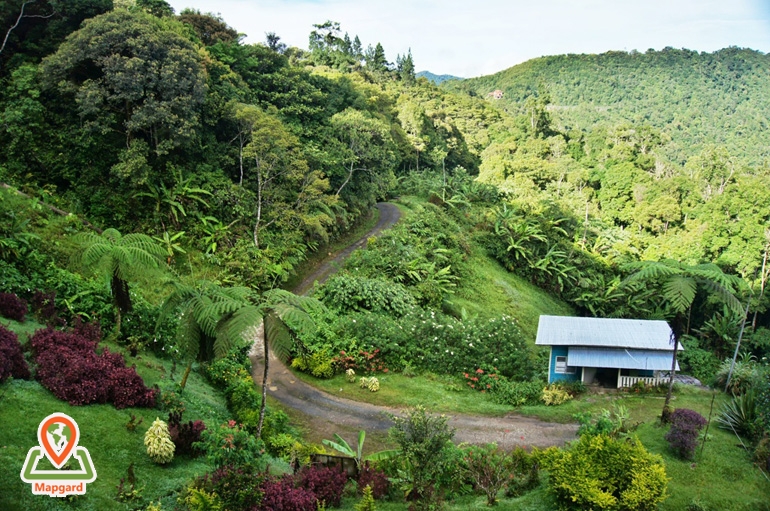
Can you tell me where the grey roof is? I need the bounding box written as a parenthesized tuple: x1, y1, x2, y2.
(535, 315, 677, 351)
(568, 347, 679, 371)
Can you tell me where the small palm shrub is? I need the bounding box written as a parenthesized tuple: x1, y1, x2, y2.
(717, 389, 762, 440)
(540, 434, 668, 511)
(144, 418, 175, 464)
(0, 324, 30, 382)
(665, 408, 707, 459)
(0, 292, 28, 321)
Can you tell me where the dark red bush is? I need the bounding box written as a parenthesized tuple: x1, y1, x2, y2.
(297, 465, 347, 508)
(257, 475, 316, 511)
(0, 292, 28, 322)
(665, 408, 708, 460)
(0, 324, 30, 381)
(357, 462, 390, 499)
(168, 411, 206, 456)
(30, 326, 157, 408)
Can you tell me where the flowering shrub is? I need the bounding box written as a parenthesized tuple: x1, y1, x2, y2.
(30, 326, 156, 408)
(0, 292, 28, 322)
(541, 385, 573, 406)
(297, 465, 348, 507)
(346, 368, 356, 383)
(0, 324, 30, 382)
(195, 420, 264, 468)
(463, 366, 502, 392)
(665, 408, 707, 460)
(168, 411, 206, 457)
(367, 377, 380, 392)
(359, 376, 371, 389)
(357, 462, 389, 499)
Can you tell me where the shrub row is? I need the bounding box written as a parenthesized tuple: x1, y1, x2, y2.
(196, 464, 348, 510)
(30, 324, 156, 408)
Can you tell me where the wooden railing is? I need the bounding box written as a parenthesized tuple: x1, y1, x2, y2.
(618, 375, 669, 389)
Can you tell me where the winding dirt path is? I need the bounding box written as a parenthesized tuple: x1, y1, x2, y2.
(250, 202, 578, 448)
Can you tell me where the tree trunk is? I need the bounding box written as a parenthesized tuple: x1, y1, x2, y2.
(256, 322, 269, 439)
(662, 334, 678, 422)
(179, 360, 193, 392)
(335, 161, 356, 197)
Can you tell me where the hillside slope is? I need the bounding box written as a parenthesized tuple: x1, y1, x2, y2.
(451, 47, 770, 166)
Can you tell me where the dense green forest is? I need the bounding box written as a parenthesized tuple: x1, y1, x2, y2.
(1, 1, 769, 510)
(451, 47, 770, 166)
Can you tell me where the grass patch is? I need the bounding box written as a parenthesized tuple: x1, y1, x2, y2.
(294, 371, 513, 417)
(452, 244, 573, 341)
(0, 321, 232, 510)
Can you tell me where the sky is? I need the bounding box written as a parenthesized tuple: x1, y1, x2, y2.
(166, 0, 770, 78)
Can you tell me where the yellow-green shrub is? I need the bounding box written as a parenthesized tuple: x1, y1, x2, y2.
(540, 434, 668, 510)
(144, 418, 175, 464)
(291, 351, 334, 379)
(541, 385, 573, 406)
(367, 377, 380, 392)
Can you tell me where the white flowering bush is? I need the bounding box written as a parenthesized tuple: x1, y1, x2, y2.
(367, 377, 380, 392)
(144, 417, 175, 464)
(346, 368, 356, 383)
(359, 376, 370, 389)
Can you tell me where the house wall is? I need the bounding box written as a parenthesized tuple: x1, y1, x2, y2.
(549, 346, 581, 383)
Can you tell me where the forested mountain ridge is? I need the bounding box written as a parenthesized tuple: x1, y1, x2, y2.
(450, 47, 770, 166)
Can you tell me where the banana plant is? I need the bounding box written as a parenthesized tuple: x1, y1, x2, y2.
(153, 231, 186, 264)
(322, 430, 398, 469)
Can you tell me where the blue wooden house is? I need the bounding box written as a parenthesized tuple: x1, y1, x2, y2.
(535, 315, 681, 388)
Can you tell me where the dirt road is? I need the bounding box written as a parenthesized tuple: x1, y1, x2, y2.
(250, 202, 578, 448)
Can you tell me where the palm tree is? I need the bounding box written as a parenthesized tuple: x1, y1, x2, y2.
(623, 259, 744, 419)
(71, 228, 165, 336)
(158, 283, 321, 438)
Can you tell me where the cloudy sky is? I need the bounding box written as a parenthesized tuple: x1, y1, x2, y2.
(166, 0, 770, 78)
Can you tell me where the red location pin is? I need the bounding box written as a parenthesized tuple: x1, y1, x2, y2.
(37, 413, 79, 469)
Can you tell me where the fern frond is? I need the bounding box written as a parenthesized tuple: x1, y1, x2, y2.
(662, 276, 697, 314)
(265, 315, 293, 362)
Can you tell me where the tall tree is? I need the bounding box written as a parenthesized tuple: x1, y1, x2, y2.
(623, 259, 743, 419)
(397, 48, 415, 84)
(71, 228, 166, 337)
(40, 9, 206, 183)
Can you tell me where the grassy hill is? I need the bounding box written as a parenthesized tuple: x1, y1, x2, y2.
(450, 47, 770, 166)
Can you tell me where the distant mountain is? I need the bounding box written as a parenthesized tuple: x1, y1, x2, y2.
(417, 71, 463, 84)
(448, 47, 770, 166)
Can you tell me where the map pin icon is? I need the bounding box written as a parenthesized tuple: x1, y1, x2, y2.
(38, 413, 79, 469)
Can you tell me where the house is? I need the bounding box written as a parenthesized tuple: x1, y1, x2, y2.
(535, 315, 681, 389)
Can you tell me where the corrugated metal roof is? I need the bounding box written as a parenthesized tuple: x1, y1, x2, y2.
(535, 315, 676, 350)
(568, 347, 679, 371)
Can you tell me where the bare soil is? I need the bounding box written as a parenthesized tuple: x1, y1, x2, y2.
(250, 202, 578, 449)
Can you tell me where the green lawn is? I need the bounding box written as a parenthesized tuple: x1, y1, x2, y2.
(0, 320, 231, 511)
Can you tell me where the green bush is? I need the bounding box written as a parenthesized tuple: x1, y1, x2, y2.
(541, 385, 573, 406)
(291, 351, 335, 379)
(195, 420, 264, 468)
(317, 273, 418, 316)
(491, 380, 544, 407)
(540, 434, 668, 511)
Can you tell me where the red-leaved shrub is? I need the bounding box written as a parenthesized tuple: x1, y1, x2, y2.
(30, 326, 157, 408)
(257, 475, 316, 511)
(357, 462, 390, 499)
(205, 465, 265, 510)
(0, 324, 30, 381)
(0, 292, 28, 322)
(665, 408, 708, 460)
(296, 465, 348, 507)
(168, 411, 206, 456)
(31, 290, 64, 326)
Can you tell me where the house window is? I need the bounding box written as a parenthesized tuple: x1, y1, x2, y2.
(555, 356, 575, 374)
